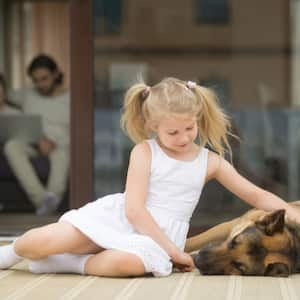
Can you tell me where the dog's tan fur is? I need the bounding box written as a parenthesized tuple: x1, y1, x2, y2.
(184, 201, 300, 276)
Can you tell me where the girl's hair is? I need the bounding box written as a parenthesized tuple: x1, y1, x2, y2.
(27, 54, 64, 85)
(120, 77, 234, 158)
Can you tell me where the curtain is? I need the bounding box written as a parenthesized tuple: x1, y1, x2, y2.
(6, 1, 70, 89)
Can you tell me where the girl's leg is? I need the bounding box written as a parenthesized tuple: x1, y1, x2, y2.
(30, 249, 146, 277)
(0, 239, 23, 269)
(84, 249, 146, 277)
(29, 253, 93, 275)
(14, 221, 105, 260)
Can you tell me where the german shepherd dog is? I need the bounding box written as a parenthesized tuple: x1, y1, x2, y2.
(184, 201, 300, 277)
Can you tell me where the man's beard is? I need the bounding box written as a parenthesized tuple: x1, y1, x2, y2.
(37, 83, 57, 96)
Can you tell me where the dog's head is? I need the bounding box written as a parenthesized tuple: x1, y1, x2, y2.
(194, 209, 298, 276)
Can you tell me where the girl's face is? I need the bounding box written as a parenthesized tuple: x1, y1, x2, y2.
(154, 115, 198, 154)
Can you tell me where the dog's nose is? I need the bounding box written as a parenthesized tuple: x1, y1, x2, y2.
(192, 253, 198, 266)
(193, 249, 222, 275)
(193, 250, 209, 269)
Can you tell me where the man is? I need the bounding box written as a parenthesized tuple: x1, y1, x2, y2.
(4, 54, 70, 216)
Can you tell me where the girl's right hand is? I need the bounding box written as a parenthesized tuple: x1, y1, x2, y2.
(171, 251, 195, 272)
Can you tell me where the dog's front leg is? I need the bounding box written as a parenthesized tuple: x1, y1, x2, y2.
(184, 217, 240, 253)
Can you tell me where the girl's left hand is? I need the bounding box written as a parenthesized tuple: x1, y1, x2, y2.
(171, 252, 195, 272)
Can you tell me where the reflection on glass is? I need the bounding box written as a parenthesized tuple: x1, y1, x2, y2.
(0, 1, 70, 218)
(93, 0, 300, 227)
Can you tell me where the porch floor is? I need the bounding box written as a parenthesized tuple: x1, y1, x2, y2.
(0, 254, 300, 300)
(1, 213, 300, 299)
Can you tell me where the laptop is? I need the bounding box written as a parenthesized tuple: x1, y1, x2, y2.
(0, 114, 42, 143)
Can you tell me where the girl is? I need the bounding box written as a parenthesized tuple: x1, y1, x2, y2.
(1, 77, 300, 278)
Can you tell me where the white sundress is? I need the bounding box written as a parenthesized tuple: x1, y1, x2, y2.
(58, 138, 209, 277)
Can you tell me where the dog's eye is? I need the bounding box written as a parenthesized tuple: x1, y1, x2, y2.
(231, 261, 246, 274)
(228, 237, 238, 249)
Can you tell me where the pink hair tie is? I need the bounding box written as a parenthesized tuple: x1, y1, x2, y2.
(141, 86, 150, 100)
(186, 81, 197, 89)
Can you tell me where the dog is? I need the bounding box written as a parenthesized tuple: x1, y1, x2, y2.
(184, 201, 300, 277)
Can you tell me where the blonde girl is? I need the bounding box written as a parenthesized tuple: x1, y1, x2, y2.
(0, 77, 300, 278)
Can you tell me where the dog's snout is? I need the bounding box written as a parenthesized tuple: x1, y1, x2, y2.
(193, 250, 207, 266)
(193, 246, 229, 275)
(193, 249, 213, 274)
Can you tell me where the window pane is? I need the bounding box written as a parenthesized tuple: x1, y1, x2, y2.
(93, 0, 299, 230)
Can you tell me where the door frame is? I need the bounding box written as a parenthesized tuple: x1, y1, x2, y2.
(70, 0, 93, 208)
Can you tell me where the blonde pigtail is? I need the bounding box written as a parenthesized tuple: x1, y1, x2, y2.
(193, 85, 233, 160)
(120, 83, 150, 144)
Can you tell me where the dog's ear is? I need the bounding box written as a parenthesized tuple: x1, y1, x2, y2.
(264, 262, 290, 277)
(255, 209, 285, 236)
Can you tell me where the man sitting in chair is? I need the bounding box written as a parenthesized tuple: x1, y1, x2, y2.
(3, 54, 70, 216)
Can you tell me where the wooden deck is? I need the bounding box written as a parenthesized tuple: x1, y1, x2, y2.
(0, 256, 300, 299)
(1, 214, 300, 299)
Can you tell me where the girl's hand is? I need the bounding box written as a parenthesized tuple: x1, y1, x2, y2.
(171, 251, 195, 272)
(285, 206, 300, 225)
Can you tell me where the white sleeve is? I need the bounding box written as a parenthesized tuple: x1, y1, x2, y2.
(55, 123, 70, 149)
(46, 94, 70, 149)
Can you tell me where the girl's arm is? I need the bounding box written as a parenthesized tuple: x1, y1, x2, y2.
(124, 142, 181, 259)
(207, 151, 300, 223)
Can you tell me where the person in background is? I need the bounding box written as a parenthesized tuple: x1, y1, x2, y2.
(0, 74, 20, 115)
(3, 54, 70, 216)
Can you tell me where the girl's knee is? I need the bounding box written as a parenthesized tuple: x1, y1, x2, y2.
(119, 253, 146, 276)
(15, 227, 56, 259)
(84, 250, 146, 277)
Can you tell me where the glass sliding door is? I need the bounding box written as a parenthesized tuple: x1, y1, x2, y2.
(92, 0, 300, 229)
(0, 0, 70, 237)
